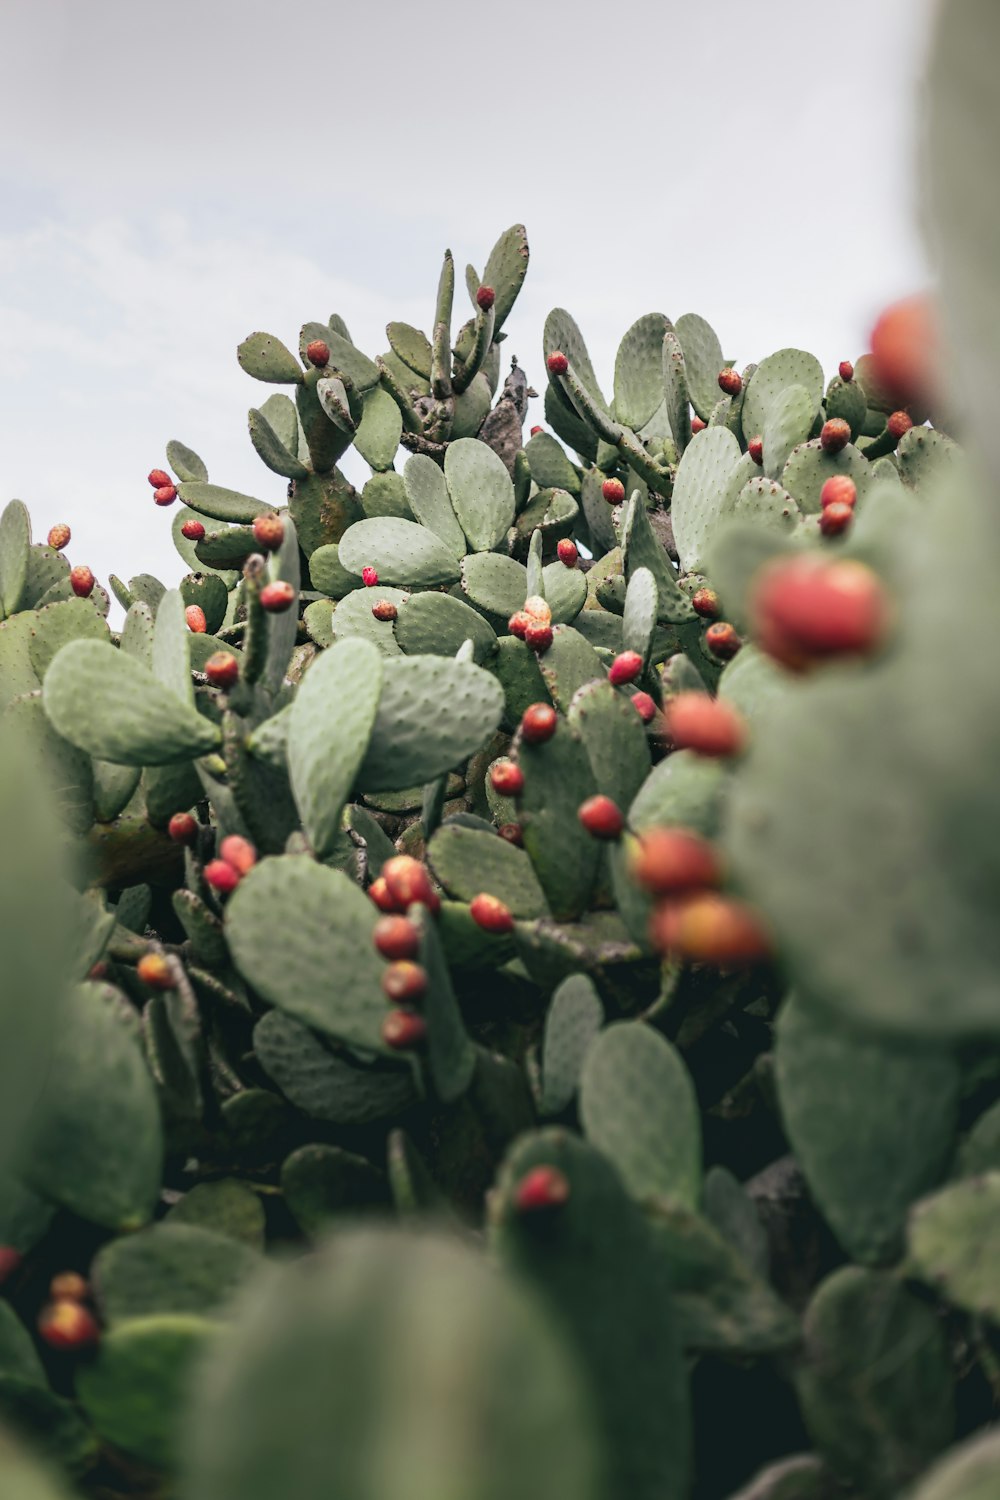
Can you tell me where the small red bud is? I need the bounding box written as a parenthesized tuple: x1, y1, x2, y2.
(650, 893, 771, 965)
(204, 651, 240, 688)
(547, 351, 569, 376)
(514, 1164, 570, 1214)
(259, 580, 295, 613)
(185, 604, 207, 633)
(372, 599, 398, 622)
(704, 621, 741, 661)
(306, 339, 330, 367)
(381, 1008, 427, 1049)
(718, 368, 742, 397)
(608, 650, 643, 686)
(88, 961, 108, 981)
(820, 418, 851, 454)
(47, 523, 71, 550)
(374, 915, 421, 962)
(748, 435, 764, 465)
(498, 822, 523, 846)
(476, 285, 496, 311)
(887, 410, 913, 440)
(38, 1300, 100, 1351)
(556, 538, 578, 568)
(578, 794, 624, 840)
(524, 621, 553, 654)
(631, 691, 657, 723)
(665, 694, 747, 757)
(204, 859, 242, 895)
(602, 477, 625, 505)
(369, 876, 404, 914)
(820, 475, 857, 510)
(508, 610, 531, 639)
(838, 360, 854, 383)
(137, 952, 174, 990)
(252, 514, 285, 552)
(870, 294, 938, 409)
(691, 587, 720, 619)
(361, 566, 379, 587)
(529, 425, 543, 436)
(819, 501, 853, 537)
(381, 960, 428, 1004)
(49, 1272, 89, 1303)
(70, 565, 94, 598)
(220, 835, 257, 876)
(148, 469, 172, 488)
(383, 855, 439, 913)
(181, 518, 206, 541)
(469, 892, 515, 934)
(490, 760, 525, 797)
(0, 1248, 23, 1285)
(630, 827, 722, 897)
(153, 485, 177, 507)
(168, 811, 199, 845)
(691, 415, 707, 433)
(520, 703, 558, 744)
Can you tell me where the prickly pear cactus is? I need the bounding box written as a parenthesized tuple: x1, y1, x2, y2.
(1, 6, 1000, 1496)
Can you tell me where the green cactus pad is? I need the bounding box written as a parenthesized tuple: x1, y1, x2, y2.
(184, 1227, 603, 1500)
(329, 586, 405, 656)
(443, 439, 516, 553)
(525, 432, 581, 494)
(165, 438, 208, 482)
(165, 1180, 264, 1249)
(907, 1173, 1000, 1321)
(386, 321, 432, 377)
(621, 564, 658, 666)
(543, 308, 610, 410)
(741, 350, 824, 449)
(796, 1267, 954, 1498)
(401, 454, 467, 556)
(513, 488, 578, 548)
(452, 372, 493, 438)
(281, 1144, 388, 1235)
(731, 476, 802, 538)
(518, 714, 599, 920)
(540, 559, 587, 624)
(93, 1223, 260, 1325)
(761, 384, 816, 479)
(0, 500, 30, 617)
(545, 381, 599, 464)
(288, 470, 361, 553)
(192, 523, 256, 570)
(394, 590, 498, 664)
(461, 551, 528, 620)
(45, 639, 219, 765)
(675, 313, 726, 422)
(27, 597, 109, 682)
(661, 326, 692, 451)
(717, 643, 792, 722)
(357, 654, 503, 792)
(567, 677, 651, 809)
(20, 982, 162, 1230)
(628, 749, 728, 837)
(253, 1011, 416, 1124)
(579, 1022, 700, 1207)
(237, 332, 303, 384)
(481, 223, 530, 333)
(427, 824, 549, 917)
(360, 471, 411, 521)
(780, 438, 871, 514)
(177, 482, 271, 523)
(339, 517, 461, 588)
(824, 374, 867, 439)
(614, 314, 672, 431)
(492, 1129, 690, 1500)
(620, 494, 697, 623)
(898, 425, 961, 491)
(670, 427, 743, 573)
(308, 542, 363, 598)
(0, 1379, 98, 1478)
(904, 1428, 1000, 1500)
(409, 903, 476, 1103)
(226, 855, 390, 1053)
(287, 639, 383, 860)
(540, 974, 604, 1115)
(353, 387, 402, 471)
(702, 1165, 769, 1277)
(0, 1173, 54, 1254)
(22, 543, 70, 609)
(775, 995, 959, 1264)
(533, 625, 603, 712)
(248, 405, 308, 480)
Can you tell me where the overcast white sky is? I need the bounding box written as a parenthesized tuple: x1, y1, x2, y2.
(1, 0, 935, 593)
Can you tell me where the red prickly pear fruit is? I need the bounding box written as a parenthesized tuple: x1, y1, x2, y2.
(470, 892, 515, 933)
(631, 690, 657, 723)
(88, 962, 108, 981)
(381, 960, 428, 1004)
(259, 580, 295, 613)
(870, 293, 937, 408)
(748, 435, 764, 465)
(373, 915, 421, 962)
(602, 477, 625, 505)
(820, 475, 857, 510)
(692, 587, 720, 619)
(361, 566, 379, 587)
(148, 468, 172, 488)
(252, 514, 285, 552)
(204, 859, 242, 895)
(718, 368, 742, 396)
(887, 410, 913, 440)
(47, 523, 71, 550)
(749, 555, 890, 671)
(546, 351, 569, 376)
(168, 811, 199, 845)
(381, 1008, 427, 1050)
(185, 604, 207, 633)
(839, 360, 855, 382)
(508, 610, 531, 639)
(819, 501, 853, 537)
(306, 339, 330, 367)
(819, 418, 851, 454)
(369, 876, 404, 914)
(204, 651, 240, 688)
(556, 538, 578, 567)
(530, 425, 543, 436)
(525, 621, 553, 654)
(650, 892, 771, 965)
(514, 1164, 570, 1214)
(153, 485, 177, 506)
(383, 855, 440, 913)
(137, 952, 174, 990)
(70, 565, 94, 598)
(490, 760, 525, 797)
(608, 650, 643, 686)
(49, 1272, 89, 1303)
(220, 835, 257, 875)
(665, 693, 747, 757)
(476, 285, 496, 311)
(181, 518, 206, 541)
(704, 621, 741, 660)
(0, 1248, 23, 1285)
(368, 600, 394, 624)
(38, 1300, 101, 1351)
(578, 794, 624, 840)
(520, 703, 558, 744)
(691, 415, 707, 433)
(523, 595, 551, 623)
(498, 822, 523, 846)
(631, 827, 721, 897)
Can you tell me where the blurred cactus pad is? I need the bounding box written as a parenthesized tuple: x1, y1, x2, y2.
(4, 3, 1000, 1496)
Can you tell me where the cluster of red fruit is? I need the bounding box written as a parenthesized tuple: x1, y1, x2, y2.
(44, 522, 98, 601)
(0, 1251, 100, 1351)
(167, 820, 258, 901)
(507, 595, 555, 656)
(368, 856, 443, 1050)
(632, 825, 770, 965)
